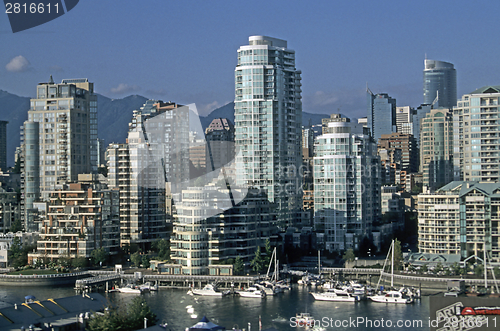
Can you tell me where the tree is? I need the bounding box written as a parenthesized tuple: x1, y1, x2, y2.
(393, 239, 403, 271)
(451, 262, 461, 275)
(8, 237, 29, 268)
(72, 256, 88, 269)
(434, 262, 443, 274)
(87, 297, 157, 331)
(126, 297, 158, 330)
(342, 249, 355, 263)
(141, 254, 151, 268)
(234, 256, 244, 275)
(9, 218, 23, 233)
(151, 239, 170, 261)
(131, 251, 142, 268)
(91, 247, 108, 266)
(250, 248, 264, 273)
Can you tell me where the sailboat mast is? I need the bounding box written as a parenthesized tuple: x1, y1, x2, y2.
(391, 239, 394, 288)
(274, 247, 278, 282)
(318, 250, 321, 276)
(484, 249, 488, 291)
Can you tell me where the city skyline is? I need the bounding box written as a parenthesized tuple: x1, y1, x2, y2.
(2, 1, 500, 118)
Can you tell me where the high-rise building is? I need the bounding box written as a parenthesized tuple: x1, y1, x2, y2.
(107, 100, 189, 249)
(20, 121, 39, 228)
(453, 86, 500, 182)
(378, 133, 419, 174)
(367, 90, 397, 141)
(0, 121, 7, 171)
(22, 77, 97, 196)
(205, 118, 235, 172)
(423, 59, 457, 109)
(314, 114, 380, 251)
(396, 106, 413, 134)
(418, 181, 500, 263)
(234, 36, 302, 228)
(420, 108, 453, 191)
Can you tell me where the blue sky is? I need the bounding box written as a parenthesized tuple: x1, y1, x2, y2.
(1, 0, 499, 118)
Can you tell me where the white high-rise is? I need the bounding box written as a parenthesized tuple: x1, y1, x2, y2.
(313, 114, 380, 251)
(234, 36, 302, 228)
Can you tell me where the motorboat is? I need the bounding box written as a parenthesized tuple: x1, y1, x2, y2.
(237, 286, 266, 298)
(139, 282, 158, 291)
(117, 284, 142, 294)
(310, 290, 360, 302)
(295, 313, 315, 328)
(369, 290, 413, 304)
(190, 283, 230, 297)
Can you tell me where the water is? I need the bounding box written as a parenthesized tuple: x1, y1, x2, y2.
(0, 285, 431, 330)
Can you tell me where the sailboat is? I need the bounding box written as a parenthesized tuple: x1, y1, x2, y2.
(369, 240, 413, 304)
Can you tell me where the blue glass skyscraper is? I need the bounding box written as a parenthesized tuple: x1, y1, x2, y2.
(423, 59, 457, 109)
(367, 89, 397, 141)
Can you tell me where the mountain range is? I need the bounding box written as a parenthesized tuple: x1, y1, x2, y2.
(0, 90, 328, 167)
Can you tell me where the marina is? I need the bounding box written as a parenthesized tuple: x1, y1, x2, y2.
(0, 283, 432, 330)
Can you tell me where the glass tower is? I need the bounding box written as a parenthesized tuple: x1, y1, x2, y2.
(367, 90, 397, 141)
(423, 59, 457, 109)
(234, 36, 302, 228)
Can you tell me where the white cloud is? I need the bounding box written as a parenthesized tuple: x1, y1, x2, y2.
(6, 55, 31, 72)
(110, 83, 141, 94)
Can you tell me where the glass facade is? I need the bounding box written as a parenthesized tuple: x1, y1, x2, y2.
(423, 59, 457, 109)
(234, 36, 302, 228)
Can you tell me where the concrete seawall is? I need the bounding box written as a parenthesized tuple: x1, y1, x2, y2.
(0, 272, 89, 287)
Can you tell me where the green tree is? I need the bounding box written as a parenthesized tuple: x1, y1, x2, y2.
(342, 249, 355, 263)
(434, 262, 443, 274)
(8, 237, 29, 268)
(151, 239, 170, 261)
(494, 266, 500, 278)
(126, 297, 158, 330)
(72, 256, 88, 269)
(451, 262, 461, 275)
(91, 247, 108, 266)
(250, 248, 264, 273)
(141, 254, 151, 268)
(234, 256, 244, 275)
(86, 297, 157, 331)
(393, 239, 403, 271)
(9, 219, 23, 232)
(131, 251, 142, 268)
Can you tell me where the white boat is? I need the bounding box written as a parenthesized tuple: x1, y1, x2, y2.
(369, 239, 412, 304)
(295, 312, 315, 328)
(139, 282, 158, 291)
(117, 284, 142, 294)
(369, 290, 413, 304)
(310, 291, 360, 302)
(190, 284, 230, 297)
(237, 286, 266, 298)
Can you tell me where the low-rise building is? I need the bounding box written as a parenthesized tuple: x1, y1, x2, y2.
(418, 181, 500, 262)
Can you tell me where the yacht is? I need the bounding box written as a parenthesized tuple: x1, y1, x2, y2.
(369, 290, 413, 304)
(190, 284, 230, 297)
(237, 286, 266, 298)
(117, 284, 142, 294)
(310, 290, 360, 302)
(139, 282, 158, 291)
